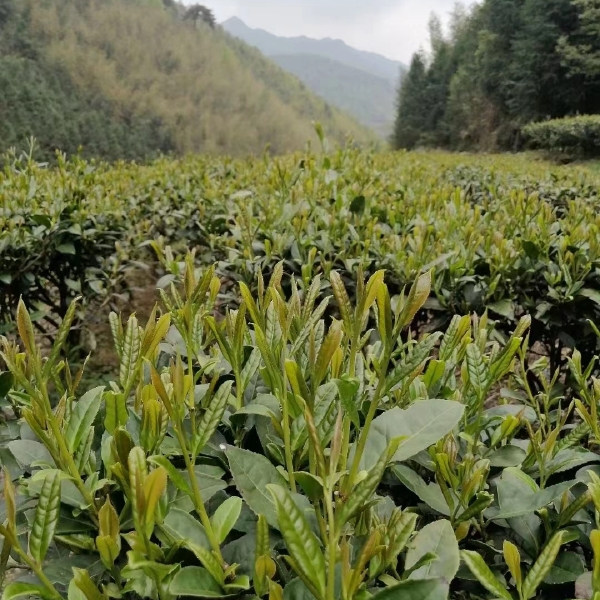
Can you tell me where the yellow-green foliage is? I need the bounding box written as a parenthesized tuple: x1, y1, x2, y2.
(23, 0, 371, 156)
(3, 147, 600, 368)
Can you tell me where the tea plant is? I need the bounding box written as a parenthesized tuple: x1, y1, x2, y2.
(2, 255, 600, 599)
(3, 146, 600, 372)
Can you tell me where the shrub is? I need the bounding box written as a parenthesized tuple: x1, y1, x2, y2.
(522, 115, 600, 157)
(2, 255, 600, 600)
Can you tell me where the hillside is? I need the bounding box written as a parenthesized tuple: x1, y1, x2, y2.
(222, 17, 403, 136)
(271, 54, 396, 136)
(0, 0, 370, 161)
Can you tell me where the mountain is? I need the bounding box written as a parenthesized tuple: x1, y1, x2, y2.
(223, 17, 403, 82)
(271, 54, 397, 137)
(0, 0, 371, 162)
(222, 17, 404, 136)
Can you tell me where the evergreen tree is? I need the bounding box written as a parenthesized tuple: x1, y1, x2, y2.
(558, 0, 600, 78)
(393, 52, 428, 149)
(510, 0, 581, 122)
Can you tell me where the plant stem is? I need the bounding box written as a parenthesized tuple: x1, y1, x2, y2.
(0, 527, 62, 600)
(325, 489, 337, 600)
(280, 349, 296, 492)
(346, 374, 387, 492)
(176, 427, 224, 565)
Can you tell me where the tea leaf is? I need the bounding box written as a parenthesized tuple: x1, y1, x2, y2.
(371, 578, 449, 600)
(405, 520, 460, 581)
(29, 471, 61, 564)
(194, 381, 233, 455)
(461, 550, 512, 600)
(148, 455, 192, 496)
(72, 568, 105, 600)
(226, 447, 287, 529)
(360, 400, 465, 470)
(385, 333, 442, 393)
(522, 531, 566, 599)
(211, 496, 242, 544)
(267, 484, 326, 600)
(169, 566, 222, 597)
(65, 386, 104, 454)
(2, 583, 51, 600)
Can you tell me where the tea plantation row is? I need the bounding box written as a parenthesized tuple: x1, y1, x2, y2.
(2, 149, 600, 599)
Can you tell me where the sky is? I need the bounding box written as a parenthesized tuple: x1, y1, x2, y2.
(194, 0, 462, 64)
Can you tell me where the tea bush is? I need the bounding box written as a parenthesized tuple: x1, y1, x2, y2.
(523, 115, 600, 157)
(3, 144, 600, 372)
(2, 257, 600, 599)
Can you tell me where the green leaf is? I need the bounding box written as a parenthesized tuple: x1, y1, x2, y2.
(2, 583, 50, 600)
(489, 469, 576, 520)
(398, 271, 432, 330)
(0, 372, 13, 399)
(120, 316, 141, 389)
(488, 445, 527, 468)
(65, 386, 104, 454)
(267, 484, 326, 600)
(385, 334, 442, 393)
(194, 381, 233, 455)
(58, 243, 76, 255)
(392, 465, 450, 516)
(68, 579, 88, 600)
(148, 455, 192, 496)
(371, 578, 449, 600)
(522, 532, 566, 599)
(337, 442, 397, 529)
(544, 551, 585, 584)
(489, 299, 515, 320)
(461, 550, 512, 600)
(72, 567, 104, 600)
(187, 543, 224, 586)
(29, 471, 61, 563)
(465, 344, 488, 399)
(169, 566, 223, 597)
(405, 520, 459, 582)
(104, 392, 128, 434)
(211, 497, 242, 544)
(8, 440, 54, 469)
(294, 472, 324, 501)
(226, 447, 287, 529)
(335, 376, 360, 428)
(283, 577, 319, 600)
(163, 508, 210, 549)
(359, 400, 465, 471)
(385, 510, 418, 568)
(28, 470, 86, 509)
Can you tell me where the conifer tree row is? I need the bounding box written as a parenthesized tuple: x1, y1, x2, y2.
(394, 0, 600, 151)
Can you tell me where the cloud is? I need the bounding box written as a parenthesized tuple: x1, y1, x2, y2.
(195, 0, 461, 63)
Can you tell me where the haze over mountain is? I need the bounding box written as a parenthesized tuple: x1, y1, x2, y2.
(223, 17, 404, 136)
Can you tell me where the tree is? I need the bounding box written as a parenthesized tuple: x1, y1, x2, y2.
(558, 0, 600, 78)
(183, 4, 216, 28)
(393, 52, 429, 149)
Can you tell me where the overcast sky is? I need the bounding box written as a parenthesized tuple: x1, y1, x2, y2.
(194, 0, 462, 64)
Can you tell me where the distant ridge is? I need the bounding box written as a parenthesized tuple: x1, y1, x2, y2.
(223, 17, 404, 81)
(222, 17, 404, 136)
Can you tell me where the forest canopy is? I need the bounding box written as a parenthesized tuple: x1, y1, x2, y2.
(0, 0, 370, 161)
(394, 0, 600, 152)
